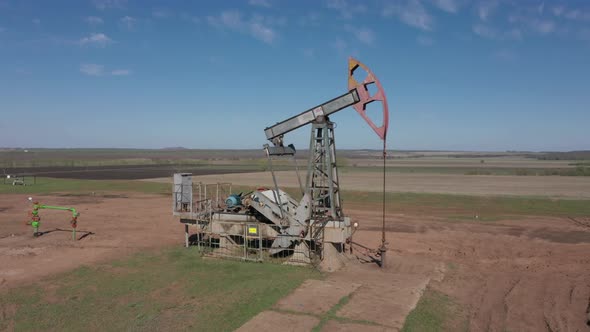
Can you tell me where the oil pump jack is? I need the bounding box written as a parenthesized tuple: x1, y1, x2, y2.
(173, 57, 389, 267)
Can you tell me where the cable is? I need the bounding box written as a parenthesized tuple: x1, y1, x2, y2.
(381, 138, 387, 251)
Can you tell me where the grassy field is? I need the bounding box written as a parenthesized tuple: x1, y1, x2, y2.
(0, 177, 170, 195)
(0, 247, 319, 331)
(343, 190, 590, 217)
(2, 177, 590, 218)
(342, 165, 590, 176)
(3, 148, 589, 176)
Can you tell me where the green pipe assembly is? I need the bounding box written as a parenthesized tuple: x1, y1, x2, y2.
(27, 201, 79, 240)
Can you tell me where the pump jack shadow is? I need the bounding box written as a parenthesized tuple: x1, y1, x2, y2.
(36, 228, 95, 240)
(350, 241, 385, 267)
(355, 252, 384, 267)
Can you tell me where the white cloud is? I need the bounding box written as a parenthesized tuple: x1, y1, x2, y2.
(417, 35, 434, 46)
(356, 27, 375, 44)
(80, 64, 104, 76)
(152, 8, 173, 19)
(552, 6, 564, 17)
(529, 19, 555, 34)
(563, 9, 590, 21)
(249, 0, 272, 8)
(93, 0, 126, 10)
(325, 0, 366, 19)
(120, 16, 137, 29)
(302, 48, 314, 58)
(506, 29, 523, 40)
(510, 15, 555, 35)
(473, 24, 496, 39)
(493, 49, 517, 61)
(299, 12, 320, 27)
(333, 38, 347, 52)
(345, 25, 376, 45)
(80, 64, 131, 76)
(537, 2, 545, 15)
(551, 5, 590, 21)
(85, 16, 103, 25)
(251, 14, 287, 27)
(207, 10, 278, 44)
(14, 67, 32, 75)
(432, 0, 459, 13)
(383, 0, 433, 31)
(208, 11, 241, 29)
(79, 33, 113, 47)
(180, 13, 200, 24)
(249, 22, 275, 43)
(111, 69, 131, 76)
(478, 1, 498, 21)
(473, 24, 522, 40)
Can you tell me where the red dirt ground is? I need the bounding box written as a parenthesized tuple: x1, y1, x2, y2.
(0, 193, 178, 289)
(347, 206, 590, 332)
(1, 193, 589, 331)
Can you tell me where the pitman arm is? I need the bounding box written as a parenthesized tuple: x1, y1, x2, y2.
(264, 89, 360, 146)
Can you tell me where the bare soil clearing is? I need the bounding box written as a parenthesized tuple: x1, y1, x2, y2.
(3, 164, 259, 180)
(275, 279, 361, 314)
(0, 193, 178, 289)
(236, 311, 321, 332)
(347, 205, 590, 332)
(147, 171, 590, 198)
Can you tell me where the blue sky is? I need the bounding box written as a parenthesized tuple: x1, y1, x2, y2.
(0, 0, 588, 151)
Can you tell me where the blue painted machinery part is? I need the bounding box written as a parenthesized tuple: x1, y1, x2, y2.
(225, 194, 242, 208)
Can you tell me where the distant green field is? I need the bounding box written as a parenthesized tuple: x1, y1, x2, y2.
(342, 166, 590, 176)
(343, 190, 590, 218)
(0, 177, 170, 195)
(0, 149, 262, 168)
(2, 148, 587, 176)
(0, 247, 319, 331)
(2, 177, 589, 218)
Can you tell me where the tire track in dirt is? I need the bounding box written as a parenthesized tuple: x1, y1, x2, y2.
(503, 278, 521, 325)
(568, 217, 590, 229)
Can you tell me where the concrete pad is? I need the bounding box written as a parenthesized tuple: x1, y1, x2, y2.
(336, 273, 430, 329)
(321, 320, 397, 332)
(236, 311, 320, 332)
(275, 279, 361, 314)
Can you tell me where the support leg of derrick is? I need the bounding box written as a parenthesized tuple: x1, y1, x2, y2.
(184, 224, 189, 248)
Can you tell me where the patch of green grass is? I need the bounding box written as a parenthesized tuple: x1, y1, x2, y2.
(0, 177, 170, 195)
(236, 185, 590, 218)
(344, 191, 590, 217)
(341, 166, 590, 176)
(445, 215, 507, 222)
(401, 288, 468, 332)
(311, 294, 352, 332)
(3, 178, 589, 218)
(0, 247, 319, 332)
(308, 293, 381, 331)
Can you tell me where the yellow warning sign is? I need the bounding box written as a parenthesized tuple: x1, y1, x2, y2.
(248, 226, 258, 235)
